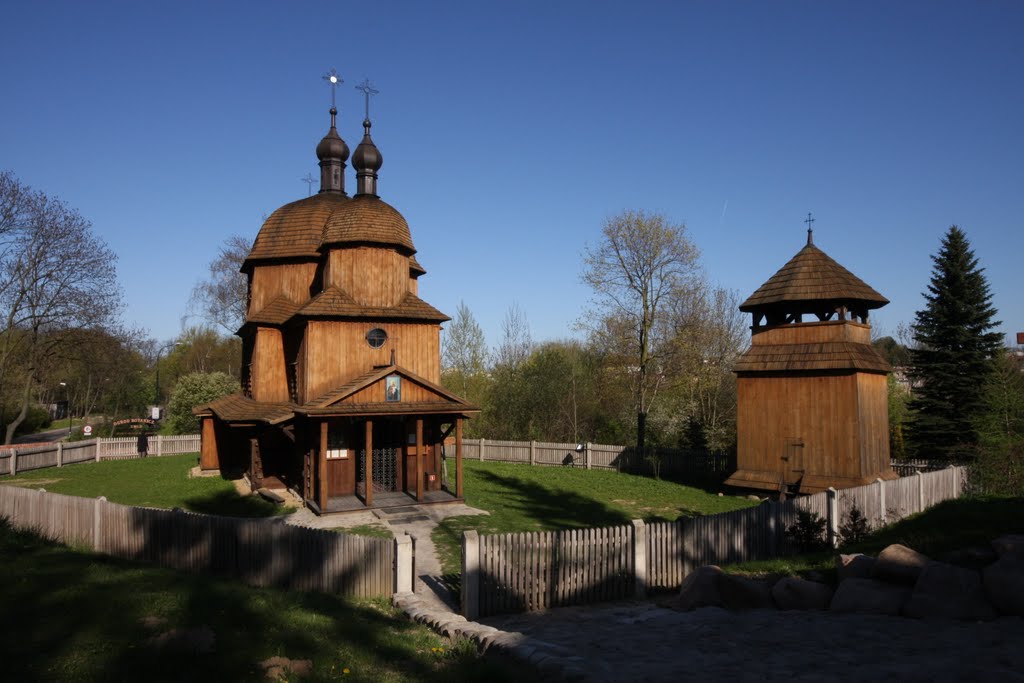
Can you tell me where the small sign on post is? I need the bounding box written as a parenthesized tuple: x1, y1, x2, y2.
(83, 425, 93, 436)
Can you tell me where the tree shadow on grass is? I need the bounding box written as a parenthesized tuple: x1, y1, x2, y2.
(0, 519, 530, 682)
(183, 488, 290, 518)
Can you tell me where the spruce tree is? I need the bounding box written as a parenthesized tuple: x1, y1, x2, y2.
(908, 226, 1002, 460)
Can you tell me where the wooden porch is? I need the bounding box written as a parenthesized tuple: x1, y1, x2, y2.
(323, 489, 462, 514)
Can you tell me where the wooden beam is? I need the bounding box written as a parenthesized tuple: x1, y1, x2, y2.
(200, 417, 219, 470)
(415, 418, 424, 502)
(319, 420, 328, 511)
(364, 418, 374, 507)
(456, 418, 464, 498)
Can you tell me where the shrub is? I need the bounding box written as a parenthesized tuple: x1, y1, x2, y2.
(786, 508, 827, 552)
(838, 503, 872, 547)
(166, 372, 238, 434)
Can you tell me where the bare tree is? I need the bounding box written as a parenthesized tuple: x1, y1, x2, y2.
(441, 301, 488, 405)
(0, 173, 120, 443)
(494, 302, 532, 370)
(582, 210, 701, 451)
(189, 234, 251, 333)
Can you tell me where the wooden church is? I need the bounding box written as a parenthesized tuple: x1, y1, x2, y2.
(194, 87, 478, 514)
(724, 223, 898, 494)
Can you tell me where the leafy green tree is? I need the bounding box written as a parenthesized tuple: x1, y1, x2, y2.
(973, 350, 1024, 494)
(908, 226, 1002, 460)
(166, 371, 238, 434)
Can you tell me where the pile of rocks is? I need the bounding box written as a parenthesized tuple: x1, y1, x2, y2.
(668, 534, 1024, 620)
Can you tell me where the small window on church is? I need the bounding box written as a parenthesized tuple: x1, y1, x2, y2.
(366, 328, 387, 349)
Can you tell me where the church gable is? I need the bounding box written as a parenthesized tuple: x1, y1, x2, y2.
(305, 365, 470, 410)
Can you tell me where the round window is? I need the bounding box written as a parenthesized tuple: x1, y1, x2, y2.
(366, 328, 387, 349)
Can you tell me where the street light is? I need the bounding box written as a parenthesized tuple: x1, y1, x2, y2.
(59, 382, 70, 437)
(154, 341, 180, 409)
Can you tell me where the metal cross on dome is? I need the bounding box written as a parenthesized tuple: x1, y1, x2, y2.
(355, 78, 379, 120)
(805, 212, 815, 244)
(322, 68, 342, 109)
(300, 173, 315, 197)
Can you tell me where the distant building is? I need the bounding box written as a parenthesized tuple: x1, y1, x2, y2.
(724, 230, 898, 494)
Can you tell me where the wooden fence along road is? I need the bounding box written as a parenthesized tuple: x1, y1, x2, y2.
(461, 466, 967, 619)
(0, 435, 202, 476)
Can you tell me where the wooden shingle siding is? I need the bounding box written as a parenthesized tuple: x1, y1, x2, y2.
(244, 193, 349, 264)
(249, 263, 317, 315)
(252, 327, 289, 402)
(320, 195, 415, 252)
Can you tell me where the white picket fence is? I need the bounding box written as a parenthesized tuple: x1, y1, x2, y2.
(0, 434, 202, 475)
(461, 466, 968, 618)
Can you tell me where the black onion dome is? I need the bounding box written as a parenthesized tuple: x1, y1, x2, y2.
(316, 108, 349, 162)
(352, 119, 383, 172)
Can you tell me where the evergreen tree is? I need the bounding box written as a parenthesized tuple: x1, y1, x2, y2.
(908, 226, 1001, 460)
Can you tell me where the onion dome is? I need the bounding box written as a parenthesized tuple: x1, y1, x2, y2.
(316, 108, 349, 194)
(352, 119, 383, 197)
(320, 194, 415, 254)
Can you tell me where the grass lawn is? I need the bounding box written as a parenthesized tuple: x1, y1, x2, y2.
(723, 494, 1024, 580)
(433, 460, 756, 576)
(0, 453, 284, 518)
(0, 521, 531, 682)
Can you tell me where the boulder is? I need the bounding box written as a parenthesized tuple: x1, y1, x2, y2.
(937, 545, 998, 569)
(830, 578, 910, 616)
(771, 577, 833, 610)
(836, 553, 876, 581)
(904, 561, 996, 620)
(872, 544, 930, 584)
(672, 565, 724, 611)
(717, 573, 774, 610)
(983, 554, 1024, 616)
(671, 565, 773, 611)
(992, 534, 1024, 560)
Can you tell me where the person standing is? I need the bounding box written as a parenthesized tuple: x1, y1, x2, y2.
(137, 431, 149, 458)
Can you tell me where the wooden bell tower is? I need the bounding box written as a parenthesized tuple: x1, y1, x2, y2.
(725, 222, 898, 494)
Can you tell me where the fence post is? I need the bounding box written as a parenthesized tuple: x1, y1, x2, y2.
(530, 440, 536, 466)
(394, 533, 413, 594)
(10, 449, 17, 476)
(94, 496, 107, 553)
(57, 442, 63, 468)
(96, 437, 103, 462)
(585, 442, 592, 470)
(156, 435, 163, 457)
(826, 488, 839, 548)
(876, 478, 886, 526)
(479, 438, 485, 461)
(631, 520, 647, 598)
(461, 530, 480, 620)
(915, 470, 924, 512)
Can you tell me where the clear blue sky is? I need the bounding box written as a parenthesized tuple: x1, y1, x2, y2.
(3, 1, 1022, 349)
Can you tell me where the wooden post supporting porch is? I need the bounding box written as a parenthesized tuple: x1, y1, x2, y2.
(364, 419, 374, 507)
(415, 418, 424, 502)
(318, 420, 328, 511)
(456, 417, 464, 498)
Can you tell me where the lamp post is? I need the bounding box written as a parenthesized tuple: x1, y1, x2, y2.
(154, 342, 179, 409)
(59, 382, 70, 437)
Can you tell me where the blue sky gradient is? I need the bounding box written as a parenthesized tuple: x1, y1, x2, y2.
(3, 1, 1022, 348)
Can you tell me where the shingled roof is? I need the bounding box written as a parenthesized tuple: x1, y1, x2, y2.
(244, 193, 350, 267)
(320, 194, 415, 253)
(740, 243, 888, 312)
(298, 287, 449, 322)
(733, 341, 891, 374)
(245, 296, 303, 326)
(193, 393, 297, 424)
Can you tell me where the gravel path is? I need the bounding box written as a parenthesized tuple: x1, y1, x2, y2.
(481, 601, 1024, 682)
